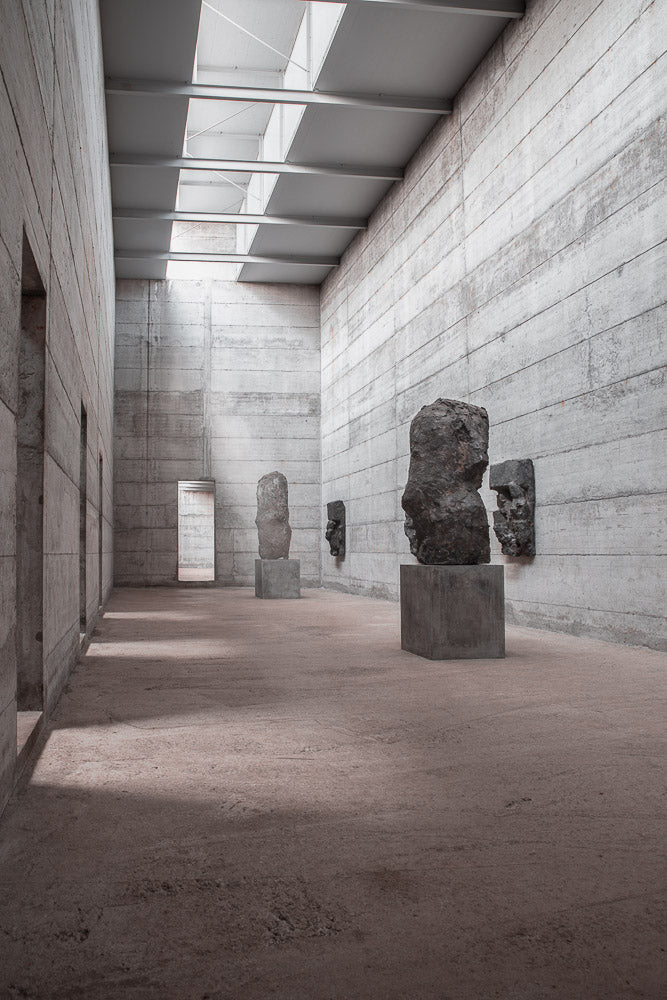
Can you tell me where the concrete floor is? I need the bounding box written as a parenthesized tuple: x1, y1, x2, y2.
(0, 588, 665, 1000)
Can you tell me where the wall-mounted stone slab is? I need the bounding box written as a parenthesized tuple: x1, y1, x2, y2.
(325, 500, 345, 557)
(489, 459, 535, 557)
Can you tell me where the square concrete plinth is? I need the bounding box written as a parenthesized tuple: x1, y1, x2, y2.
(401, 564, 505, 659)
(255, 559, 301, 599)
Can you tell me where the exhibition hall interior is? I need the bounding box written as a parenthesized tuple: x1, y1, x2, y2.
(0, 0, 664, 996)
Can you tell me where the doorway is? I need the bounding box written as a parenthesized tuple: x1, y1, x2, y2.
(98, 453, 103, 608)
(79, 404, 87, 637)
(16, 234, 46, 726)
(177, 481, 215, 582)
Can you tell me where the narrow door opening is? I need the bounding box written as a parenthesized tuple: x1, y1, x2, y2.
(79, 405, 87, 637)
(16, 233, 46, 719)
(98, 453, 104, 608)
(178, 481, 215, 582)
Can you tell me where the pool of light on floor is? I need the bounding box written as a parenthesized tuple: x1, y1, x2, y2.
(102, 612, 210, 622)
(86, 639, 243, 659)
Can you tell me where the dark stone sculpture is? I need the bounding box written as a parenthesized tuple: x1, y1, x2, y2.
(401, 398, 490, 565)
(325, 500, 346, 557)
(489, 459, 535, 557)
(256, 471, 291, 559)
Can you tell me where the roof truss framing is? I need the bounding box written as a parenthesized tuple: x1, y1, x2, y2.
(107, 0, 525, 274)
(110, 153, 403, 181)
(301, 0, 524, 16)
(115, 249, 340, 266)
(106, 79, 453, 116)
(114, 208, 366, 230)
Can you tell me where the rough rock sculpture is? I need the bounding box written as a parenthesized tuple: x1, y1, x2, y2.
(489, 459, 535, 557)
(325, 500, 346, 557)
(401, 398, 490, 565)
(256, 471, 291, 559)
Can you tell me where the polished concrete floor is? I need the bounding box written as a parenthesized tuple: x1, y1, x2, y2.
(0, 587, 665, 1000)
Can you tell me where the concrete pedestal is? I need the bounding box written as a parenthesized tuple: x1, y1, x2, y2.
(255, 559, 301, 599)
(400, 564, 505, 659)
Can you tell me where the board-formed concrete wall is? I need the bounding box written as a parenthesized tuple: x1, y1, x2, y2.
(320, 0, 665, 649)
(114, 279, 321, 587)
(0, 0, 115, 814)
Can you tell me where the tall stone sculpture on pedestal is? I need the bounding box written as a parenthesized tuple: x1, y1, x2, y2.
(400, 398, 504, 659)
(256, 471, 291, 559)
(402, 398, 490, 565)
(254, 471, 300, 598)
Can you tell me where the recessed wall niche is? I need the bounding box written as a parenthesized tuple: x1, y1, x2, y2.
(16, 234, 46, 713)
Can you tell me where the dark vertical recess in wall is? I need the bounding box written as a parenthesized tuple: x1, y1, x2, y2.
(98, 453, 103, 607)
(79, 405, 88, 634)
(16, 234, 46, 711)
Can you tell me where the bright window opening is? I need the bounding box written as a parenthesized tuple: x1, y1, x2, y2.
(178, 481, 216, 582)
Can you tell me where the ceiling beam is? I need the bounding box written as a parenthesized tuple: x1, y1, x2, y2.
(184, 131, 262, 143)
(110, 153, 403, 181)
(113, 208, 367, 230)
(106, 78, 453, 115)
(302, 0, 524, 15)
(115, 250, 340, 266)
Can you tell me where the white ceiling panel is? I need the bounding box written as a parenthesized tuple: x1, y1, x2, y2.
(286, 106, 440, 168)
(110, 167, 181, 212)
(112, 219, 174, 251)
(264, 175, 396, 218)
(235, 262, 336, 283)
(114, 258, 174, 280)
(101, 0, 201, 80)
(245, 223, 361, 258)
(315, 5, 507, 97)
(106, 95, 191, 156)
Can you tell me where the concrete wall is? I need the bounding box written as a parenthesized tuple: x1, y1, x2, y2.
(0, 0, 115, 814)
(114, 279, 321, 587)
(320, 0, 665, 649)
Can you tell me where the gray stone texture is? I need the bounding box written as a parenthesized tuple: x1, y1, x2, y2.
(255, 559, 301, 599)
(401, 399, 490, 565)
(325, 500, 346, 557)
(400, 564, 505, 659)
(0, 0, 115, 817)
(320, 0, 666, 649)
(256, 471, 292, 559)
(490, 459, 536, 557)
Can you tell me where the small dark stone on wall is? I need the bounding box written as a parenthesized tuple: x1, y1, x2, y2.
(489, 459, 535, 557)
(401, 398, 490, 565)
(325, 500, 346, 557)
(256, 471, 292, 559)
